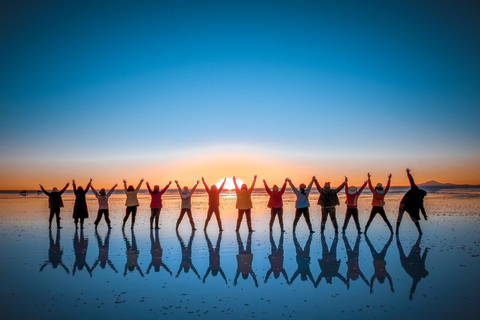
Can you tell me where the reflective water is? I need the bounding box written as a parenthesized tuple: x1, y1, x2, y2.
(1, 189, 479, 319)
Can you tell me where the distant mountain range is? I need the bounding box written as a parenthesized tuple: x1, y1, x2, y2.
(418, 180, 480, 188)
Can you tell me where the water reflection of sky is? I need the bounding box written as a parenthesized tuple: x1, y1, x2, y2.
(1, 192, 479, 319)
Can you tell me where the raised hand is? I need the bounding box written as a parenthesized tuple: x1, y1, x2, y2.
(367, 173, 371, 179)
(388, 174, 392, 179)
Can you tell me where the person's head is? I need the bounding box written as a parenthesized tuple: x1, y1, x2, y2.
(375, 183, 384, 194)
(100, 260, 107, 268)
(183, 266, 190, 272)
(212, 269, 219, 276)
(99, 188, 106, 196)
(301, 273, 307, 281)
(349, 273, 359, 280)
(242, 272, 249, 279)
(52, 187, 59, 192)
(299, 183, 306, 191)
(77, 186, 84, 192)
(154, 185, 160, 192)
(128, 266, 135, 272)
(211, 185, 218, 192)
(272, 185, 279, 192)
(274, 270, 280, 279)
(128, 185, 135, 191)
(347, 186, 357, 195)
(324, 182, 331, 189)
(183, 186, 189, 193)
(241, 183, 248, 190)
(326, 276, 332, 284)
(377, 276, 386, 284)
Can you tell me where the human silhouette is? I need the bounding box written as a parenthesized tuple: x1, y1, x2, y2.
(39, 182, 69, 229)
(343, 234, 369, 288)
(365, 234, 394, 293)
(290, 232, 315, 286)
(396, 234, 429, 300)
(39, 229, 69, 274)
(91, 183, 117, 229)
(288, 177, 315, 233)
(342, 178, 368, 233)
(122, 179, 144, 229)
(146, 180, 171, 229)
(233, 175, 257, 232)
(175, 230, 200, 279)
(264, 231, 289, 284)
(72, 179, 92, 229)
(364, 173, 394, 234)
(91, 229, 117, 274)
(203, 231, 227, 284)
(315, 177, 347, 233)
(234, 231, 258, 287)
(175, 180, 199, 230)
(147, 229, 172, 275)
(72, 229, 92, 276)
(396, 169, 428, 234)
(123, 229, 144, 277)
(263, 179, 287, 232)
(315, 234, 348, 288)
(202, 177, 226, 231)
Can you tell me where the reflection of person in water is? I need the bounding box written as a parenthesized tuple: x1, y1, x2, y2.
(233, 175, 257, 232)
(314, 177, 347, 233)
(316, 234, 348, 288)
(91, 183, 117, 229)
(263, 179, 287, 232)
(288, 177, 315, 233)
(290, 233, 315, 285)
(147, 229, 172, 275)
(234, 231, 258, 287)
(203, 231, 227, 284)
(39, 182, 69, 229)
(122, 179, 144, 229)
(72, 229, 92, 276)
(366, 234, 394, 293)
(343, 234, 369, 288)
(343, 178, 368, 233)
(396, 169, 428, 234)
(72, 179, 92, 229)
(176, 230, 200, 279)
(202, 177, 226, 231)
(175, 180, 199, 230)
(264, 231, 289, 284)
(40, 229, 69, 274)
(91, 229, 117, 274)
(146, 180, 171, 229)
(364, 173, 394, 234)
(396, 234, 429, 300)
(123, 229, 144, 277)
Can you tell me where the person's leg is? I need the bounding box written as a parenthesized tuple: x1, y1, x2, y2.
(204, 208, 214, 230)
(293, 209, 301, 232)
(48, 209, 54, 228)
(246, 209, 253, 232)
(176, 209, 186, 229)
(104, 210, 112, 229)
(80, 217, 84, 229)
(94, 210, 102, 228)
(396, 204, 405, 234)
(155, 208, 160, 229)
(414, 220, 423, 234)
(235, 210, 245, 231)
(186, 209, 196, 230)
(320, 207, 328, 233)
(150, 208, 155, 229)
(352, 209, 361, 233)
(214, 209, 223, 231)
(278, 208, 285, 232)
(378, 207, 393, 233)
(269, 209, 275, 231)
(74, 217, 79, 229)
(123, 207, 131, 229)
(364, 207, 377, 234)
(304, 208, 314, 233)
(329, 208, 339, 233)
(342, 208, 352, 233)
(55, 209, 61, 228)
(131, 207, 137, 229)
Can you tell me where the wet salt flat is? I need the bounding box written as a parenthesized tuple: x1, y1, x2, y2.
(1, 189, 480, 319)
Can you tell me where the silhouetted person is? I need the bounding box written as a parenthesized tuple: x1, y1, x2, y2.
(396, 234, 429, 300)
(316, 234, 348, 288)
(40, 229, 69, 274)
(290, 233, 315, 286)
(203, 231, 227, 284)
(234, 175, 257, 232)
(72, 179, 92, 229)
(146, 180, 171, 229)
(91, 183, 117, 229)
(175, 180, 199, 230)
(288, 177, 315, 233)
(176, 230, 200, 279)
(364, 173, 394, 234)
(315, 177, 347, 233)
(396, 169, 428, 234)
(343, 178, 368, 233)
(39, 182, 69, 229)
(122, 179, 144, 229)
(365, 234, 394, 293)
(343, 234, 369, 288)
(147, 229, 172, 275)
(123, 228, 144, 277)
(202, 177, 226, 231)
(234, 231, 258, 287)
(264, 231, 289, 284)
(72, 229, 92, 276)
(91, 229, 118, 274)
(263, 179, 287, 232)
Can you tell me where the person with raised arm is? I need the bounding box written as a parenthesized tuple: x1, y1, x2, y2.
(342, 177, 368, 233)
(366, 234, 394, 294)
(287, 177, 315, 233)
(263, 179, 287, 232)
(233, 175, 257, 232)
(122, 179, 144, 229)
(72, 228, 92, 277)
(202, 177, 226, 231)
(175, 180, 200, 230)
(234, 231, 258, 287)
(364, 173, 394, 234)
(39, 182, 69, 229)
(175, 230, 200, 279)
(147, 228, 172, 275)
(146, 180, 171, 229)
(91, 183, 117, 229)
(315, 234, 348, 288)
(315, 177, 347, 233)
(91, 229, 117, 274)
(72, 179, 92, 229)
(203, 231, 227, 284)
(264, 231, 289, 284)
(39, 229, 69, 274)
(123, 229, 144, 277)
(396, 168, 428, 234)
(290, 233, 315, 286)
(343, 234, 369, 288)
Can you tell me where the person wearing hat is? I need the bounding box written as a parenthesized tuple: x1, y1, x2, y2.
(39, 182, 70, 229)
(364, 173, 394, 234)
(175, 180, 200, 230)
(287, 177, 316, 233)
(396, 168, 428, 234)
(91, 183, 117, 229)
(314, 177, 347, 233)
(342, 177, 368, 233)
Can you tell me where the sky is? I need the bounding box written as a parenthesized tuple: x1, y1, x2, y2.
(1, 0, 480, 190)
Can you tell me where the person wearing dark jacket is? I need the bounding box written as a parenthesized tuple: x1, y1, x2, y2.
(40, 182, 69, 229)
(72, 179, 92, 229)
(396, 169, 428, 234)
(315, 177, 347, 233)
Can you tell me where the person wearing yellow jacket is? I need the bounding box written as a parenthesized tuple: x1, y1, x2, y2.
(233, 175, 257, 232)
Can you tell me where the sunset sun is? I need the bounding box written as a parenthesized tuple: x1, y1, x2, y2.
(216, 177, 244, 191)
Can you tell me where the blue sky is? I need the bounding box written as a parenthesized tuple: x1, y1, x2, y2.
(1, 1, 479, 188)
